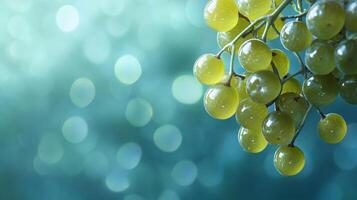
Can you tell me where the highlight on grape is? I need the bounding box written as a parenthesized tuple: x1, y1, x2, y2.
(194, 0, 357, 176)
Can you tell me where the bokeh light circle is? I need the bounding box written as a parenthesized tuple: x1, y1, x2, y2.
(125, 98, 153, 127)
(114, 55, 142, 85)
(171, 160, 198, 186)
(172, 75, 202, 104)
(100, 0, 125, 16)
(62, 116, 88, 144)
(158, 189, 180, 200)
(153, 124, 182, 153)
(38, 134, 64, 164)
(105, 170, 130, 192)
(56, 5, 79, 32)
(69, 77, 95, 108)
(117, 142, 142, 170)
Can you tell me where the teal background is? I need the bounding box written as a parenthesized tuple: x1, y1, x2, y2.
(0, 0, 357, 199)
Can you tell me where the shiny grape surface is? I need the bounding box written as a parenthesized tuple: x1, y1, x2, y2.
(204, 84, 239, 120)
(262, 111, 295, 145)
(236, 98, 268, 129)
(340, 75, 357, 104)
(318, 113, 347, 144)
(280, 21, 312, 52)
(345, 1, 357, 33)
(238, 39, 272, 72)
(204, 0, 239, 32)
(305, 40, 336, 75)
(238, 127, 268, 153)
(257, 15, 285, 41)
(193, 54, 225, 85)
(237, 0, 272, 21)
(335, 39, 357, 75)
(276, 93, 309, 127)
(268, 49, 290, 78)
(282, 78, 302, 94)
(274, 146, 305, 176)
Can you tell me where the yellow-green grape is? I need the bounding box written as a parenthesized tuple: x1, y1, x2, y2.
(306, 1, 345, 40)
(204, 0, 239, 32)
(282, 77, 302, 94)
(280, 21, 312, 52)
(346, 1, 357, 33)
(305, 40, 336, 75)
(246, 70, 281, 104)
(217, 17, 253, 54)
(274, 0, 283, 6)
(237, 0, 272, 21)
(236, 98, 268, 129)
(302, 74, 339, 107)
(257, 15, 285, 41)
(274, 146, 305, 176)
(204, 84, 239, 120)
(276, 93, 309, 127)
(262, 111, 295, 145)
(238, 39, 272, 72)
(193, 54, 225, 85)
(318, 113, 347, 144)
(238, 127, 268, 153)
(267, 49, 290, 78)
(340, 75, 357, 104)
(221, 74, 250, 101)
(335, 39, 357, 75)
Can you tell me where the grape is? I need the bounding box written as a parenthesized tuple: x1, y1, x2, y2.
(217, 17, 253, 54)
(302, 74, 339, 107)
(204, 84, 239, 120)
(305, 40, 336, 75)
(257, 15, 285, 41)
(236, 98, 268, 129)
(318, 113, 347, 144)
(193, 54, 225, 85)
(335, 39, 357, 75)
(238, 127, 268, 153)
(262, 111, 295, 145)
(345, 1, 357, 33)
(204, 0, 239, 32)
(221, 74, 250, 101)
(267, 49, 290, 78)
(280, 21, 312, 52)
(306, 1, 345, 40)
(238, 39, 272, 72)
(274, 146, 305, 176)
(246, 70, 281, 104)
(340, 75, 357, 104)
(237, 0, 272, 21)
(276, 93, 309, 127)
(282, 78, 302, 94)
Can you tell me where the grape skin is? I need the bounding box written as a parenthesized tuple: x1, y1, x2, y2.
(335, 39, 357, 75)
(237, 0, 272, 21)
(280, 21, 312, 52)
(345, 0, 357, 33)
(305, 40, 336, 75)
(318, 113, 347, 144)
(193, 54, 225, 85)
(276, 93, 309, 127)
(340, 75, 357, 104)
(238, 127, 268, 153)
(268, 49, 290, 78)
(262, 111, 296, 145)
(204, 0, 239, 32)
(236, 98, 268, 130)
(274, 146, 305, 176)
(282, 78, 302, 95)
(238, 39, 272, 72)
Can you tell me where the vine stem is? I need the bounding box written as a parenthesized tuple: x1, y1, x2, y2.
(281, 10, 308, 20)
(225, 45, 236, 86)
(290, 105, 312, 146)
(282, 70, 302, 83)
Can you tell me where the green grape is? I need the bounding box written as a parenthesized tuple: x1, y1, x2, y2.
(204, 0, 239, 32)
(221, 74, 250, 101)
(237, 74, 250, 101)
(331, 68, 343, 79)
(262, 111, 296, 145)
(236, 98, 268, 129)
(335, 39, 357, 75)
(280, 21, 312, 52)
(305, 40, 336, 75)
(267, 49, 290, 78)
(246, 70, 281, 104)
(238, 127, 268, 153)
(302, 74, 339, 107)
(274, 0, 283, 6)
(276, 93, 309, 127)
(274, 146, 305, 176)
(217, 17, 253, 54)
(282, 78, 302, 94)
(204, 84, 239, 120)
(306, 1, 345, 40)
(257, 15, 285, 41)
(345, 1, 357, 33)
(193, 54, 225, 85)
(238, 39, 272, 72)
(318, 113, 347, 144)
(340, 75, 357, 104)
(237, 0, 272, 21)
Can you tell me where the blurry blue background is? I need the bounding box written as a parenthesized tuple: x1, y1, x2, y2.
(0, 0, 357, 199)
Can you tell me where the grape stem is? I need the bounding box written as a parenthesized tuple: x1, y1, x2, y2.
(294, 52, 308, 78)
(290, 105, 312, 146)
(282, 70, 302, 83)
(225, 45, 236, 86)
(281, 11, 308, 20)
(266, 62, 283, 107)
(315, 106, 326, 119)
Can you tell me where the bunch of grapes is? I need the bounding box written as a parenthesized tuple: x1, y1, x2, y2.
(193, 0, 357, 176)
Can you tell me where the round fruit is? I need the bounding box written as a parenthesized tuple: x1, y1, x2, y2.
(276, 93, 309, 127)
(193, 54, 225, 85)
(345, 0, 357, 33)
(340, 75, 357, 104)
(267, 49, 290, 78)
(204, 84, 239, 120)
(318, 113, 347, 144)
(238, 127, 268, 153)
(305, 40, 336, 75)
(236, 98, 268, 129)
(274, 146, 305, 176)
(246, 70, 281, 104)
(257, 15, 285, 40)
(280, 21, 312, 52)
(282, 78, 302, 94)
(237, 0, 272, 21)
(204, 0, 239, 32)
(306, 1, 345, 39)
(238, 39, 272, 72)
(303, 74, 339, 107)
(335, 39, 357, 75)
(262, 111, 295, 145)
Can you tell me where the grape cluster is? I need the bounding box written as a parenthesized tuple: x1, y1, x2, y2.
(193, 0, 357, 176)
